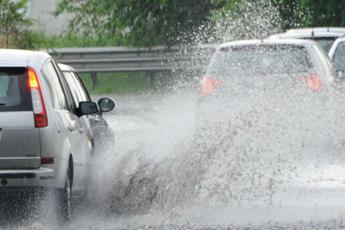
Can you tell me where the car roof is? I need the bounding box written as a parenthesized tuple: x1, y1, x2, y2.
(286, 27, 345, 34)
(0, 49, 50, 67)
(218, 39, 314, 49)
(270, 27, 345, 39)
(58, 63, 77, 72)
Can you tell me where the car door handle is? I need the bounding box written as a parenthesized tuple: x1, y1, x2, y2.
(68, 121, 77, 132)
(79, 128, 85, 134)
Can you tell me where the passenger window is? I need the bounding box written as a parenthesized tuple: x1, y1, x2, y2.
(52, 62, 76, 113)
(63, 72, 90, 108)
(63, 72, 81, 108)
(72, 73, 91, 102)
(42, 61, 68, 110)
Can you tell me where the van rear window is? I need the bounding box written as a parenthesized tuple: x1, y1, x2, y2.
(0, 67, 32, 112)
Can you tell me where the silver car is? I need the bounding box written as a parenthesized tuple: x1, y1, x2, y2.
(269, 27, 345, 52)
(200, 39, 335, 97)
(0, 49, 114, 221)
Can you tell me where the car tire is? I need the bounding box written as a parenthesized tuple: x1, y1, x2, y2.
(55, 167, 72, 223)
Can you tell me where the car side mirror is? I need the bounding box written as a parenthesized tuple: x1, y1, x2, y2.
(79, 101, 99, 116)
(98, 98, 115, 113)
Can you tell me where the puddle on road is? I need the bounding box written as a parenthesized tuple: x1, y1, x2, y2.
(93, 87, 345, 212)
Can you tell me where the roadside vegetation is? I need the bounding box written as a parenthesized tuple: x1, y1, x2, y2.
(1, 0, 345, 94)
(81, 72, 152, 95)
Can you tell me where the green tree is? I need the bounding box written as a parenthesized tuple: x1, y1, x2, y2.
(0, 0, 32, 48)
(271, 0, 310, 30)
(300, 0, 345, 27)
(56, 0, 224, 47)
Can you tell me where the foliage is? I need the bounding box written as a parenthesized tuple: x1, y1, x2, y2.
(300, 0, 345, 27)
(55, 0, 225, 47)
(55, 0, 345, 48)
(26, 32, 124, 49)
(271, 0, 311, 30)
(270, 0, 345, 28)
(3, 0, 345, 49)
(0, 0, 32, 48)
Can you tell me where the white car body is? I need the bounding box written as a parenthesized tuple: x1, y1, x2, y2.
(0, 49, 94, 221)
(215, 39, 335, 83)
(269, 27, 345, 52)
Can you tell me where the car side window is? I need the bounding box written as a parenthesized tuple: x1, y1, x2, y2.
(72, 72, 91, 102)
(64, 71, 91, 108)
(63, 72, 82, 108)
(334, 42, 345, 71)
(42, 61, 68, 110)
(52, 62, 76, 113)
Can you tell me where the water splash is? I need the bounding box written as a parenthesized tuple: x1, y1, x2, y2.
(84, 1, 345, 224)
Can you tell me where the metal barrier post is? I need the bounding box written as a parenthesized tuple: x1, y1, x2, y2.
(91, 72, 98, 89)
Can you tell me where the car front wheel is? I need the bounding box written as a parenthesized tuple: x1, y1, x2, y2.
(55, 168, 72, 223)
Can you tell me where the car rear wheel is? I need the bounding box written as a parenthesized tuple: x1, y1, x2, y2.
(56, 168, 72, 223)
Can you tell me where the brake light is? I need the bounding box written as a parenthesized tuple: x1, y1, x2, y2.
(28, 67, 48, 128)
(305, 74, 322, 92)
(28, 70, 39, 88)
(200, 76, 223, 96)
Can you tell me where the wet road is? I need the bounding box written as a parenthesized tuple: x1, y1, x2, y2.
(5, 93, 345, 229)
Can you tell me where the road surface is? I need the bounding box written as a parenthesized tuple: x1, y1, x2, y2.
(5, 93, 345, 229)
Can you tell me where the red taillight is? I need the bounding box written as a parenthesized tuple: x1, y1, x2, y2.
(305, 74, 322, 91)
(28, 67, 48, 128)
(41, 157, 54, 164)
(200, 76, 223, 96)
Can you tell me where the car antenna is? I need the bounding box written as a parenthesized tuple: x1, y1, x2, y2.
(311, 29, 315, 39)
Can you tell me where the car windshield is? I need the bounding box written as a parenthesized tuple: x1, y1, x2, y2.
(207, 44, 313, 77)
(0, 67, 32, 112)
(333, 41, 345, 71)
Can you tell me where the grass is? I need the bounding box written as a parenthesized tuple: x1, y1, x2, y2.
(28, 33, 124, 49)
(80, 72, 153, 95)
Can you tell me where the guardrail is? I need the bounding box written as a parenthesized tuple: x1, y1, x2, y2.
(48, 45, 217, 73)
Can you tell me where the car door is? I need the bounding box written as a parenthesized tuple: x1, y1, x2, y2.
(64, 71, 111, 151)
(73, 72, 114, 152)
(43, 61, 89, 193)
(57, 68, 93, 193)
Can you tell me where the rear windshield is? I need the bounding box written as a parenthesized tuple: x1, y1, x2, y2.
(333, 42, 345, 71)
(207, 44, 313, 77)
(0, 67, 32, 112)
